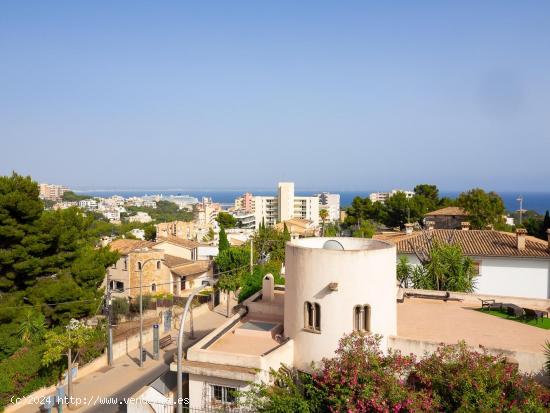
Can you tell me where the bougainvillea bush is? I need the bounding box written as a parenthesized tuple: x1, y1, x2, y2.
(242, 332, 550, 413)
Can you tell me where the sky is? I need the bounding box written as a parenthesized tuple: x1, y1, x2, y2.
(0, 1, 549, 191)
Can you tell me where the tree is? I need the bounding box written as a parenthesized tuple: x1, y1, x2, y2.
(143, 223, 156, 241)
(397, 256, 412, 288)
(319, 209, 329, 236)
(0, 173, 44, 291)
(218, 227, 230, 252)
(408, 242, 477, 292)
(544, 210, 550, 235)
(62, 191, 90, 202)
(457, 188, 506, 229)
(17, 309, 46, 344)
(216, 212, 237, 228)
(352, 220, 376, 238)
(42, 319, 101, 406)
(414, 184, 439, 205)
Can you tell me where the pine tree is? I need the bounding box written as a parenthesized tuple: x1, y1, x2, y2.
(219, 227, 230, 252)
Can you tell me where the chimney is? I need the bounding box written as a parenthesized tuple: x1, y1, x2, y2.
(426, 221, 435, 231)
(404, 223, 414, 235)
(516, 228, 527, 251)
(547, 229, 550, 252)
(262, 273, 274, 302)
(461, 222, 470, 231)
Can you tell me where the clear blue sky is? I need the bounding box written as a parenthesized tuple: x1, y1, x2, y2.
(1, 1, 549, 191)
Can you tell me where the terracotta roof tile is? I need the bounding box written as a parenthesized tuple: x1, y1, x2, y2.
(164, 254, 192, 268)
(425, 207, 468, 217)
(170, 260, 212, 277)
(155, 236, 199, 249)
(374, 229, 550, 259)
(108, 239, 155, 255)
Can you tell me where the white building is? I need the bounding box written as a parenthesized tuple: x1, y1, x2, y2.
(170, 234, 550, 411)
(375, 227, 550, 299)
(369, 189, 414, 204)
(128, 211, 153, 224)
(78, 199, 98, 210)
(175, 237, 396, 410)
(252, 182, 319, 229)
(317, 192, 340, 222)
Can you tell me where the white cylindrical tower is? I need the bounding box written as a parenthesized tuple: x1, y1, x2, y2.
(284, 237, 396, 371)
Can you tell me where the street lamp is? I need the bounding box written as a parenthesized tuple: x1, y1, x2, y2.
(176, 281, 212, 413)
(137, 257, 164, 368)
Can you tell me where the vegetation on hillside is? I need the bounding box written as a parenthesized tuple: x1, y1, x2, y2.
(125, 200, 193, 222)
(0, 173, 117, 408)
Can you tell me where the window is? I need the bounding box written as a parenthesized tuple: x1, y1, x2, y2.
(123, 258, 128, 271)
(110, 281, 124, 292)
(137, 262, 142, 270)
(156, 260, 161, 270)
(353, 305, 371, 332)
(211, 384, 236, 405)
(151, 283, 156, 292)
(304, 301, 321, 332)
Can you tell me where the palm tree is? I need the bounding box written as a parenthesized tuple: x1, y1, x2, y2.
(18, 309, 46, 344)
(319, 209, 329, 236)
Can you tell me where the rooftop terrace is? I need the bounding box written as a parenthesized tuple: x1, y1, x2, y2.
(397, 298, 549, 354)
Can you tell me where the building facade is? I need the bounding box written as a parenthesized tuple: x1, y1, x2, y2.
(39, 183, 69, 201)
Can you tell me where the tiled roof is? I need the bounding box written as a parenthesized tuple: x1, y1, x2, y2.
(164, 254, 192, 268)
(170, 260, 212, 277)
(155, 236, 199, 249)
(108, 239, 155, 255)
(374, 229, 550, 259)
(425, 207, 468, 217)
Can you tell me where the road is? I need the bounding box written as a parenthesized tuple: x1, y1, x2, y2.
(8, 307, 226, 413)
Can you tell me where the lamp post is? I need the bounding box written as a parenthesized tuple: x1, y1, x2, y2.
(137, 257, 163, 368)
(176, 283, 211, 413)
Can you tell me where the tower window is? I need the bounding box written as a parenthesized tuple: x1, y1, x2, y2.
(304, 301, 321, 332)
(353, 305, 371, 332)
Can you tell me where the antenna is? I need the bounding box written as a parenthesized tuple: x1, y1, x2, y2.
(516, 196, 524, 226)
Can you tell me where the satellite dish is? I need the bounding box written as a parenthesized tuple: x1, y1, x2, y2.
(323, 240, 344, 250)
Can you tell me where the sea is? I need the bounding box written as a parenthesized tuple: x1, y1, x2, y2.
(73, 189, 550, 214)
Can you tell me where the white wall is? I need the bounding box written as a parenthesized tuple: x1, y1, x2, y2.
(401, 254, 550, 299)
(188, 373, 249, 410)
(284, 238, 397, 371)
(477, 257, 550, 299)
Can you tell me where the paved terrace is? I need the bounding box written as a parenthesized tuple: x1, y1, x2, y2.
(397, 298, 550, 354)
(207, 317, 283, 356)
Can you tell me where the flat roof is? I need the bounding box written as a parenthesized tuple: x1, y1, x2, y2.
(397, 298, 549, 353)
(206, 316, 282, 356)
(289, 237, 393, 251)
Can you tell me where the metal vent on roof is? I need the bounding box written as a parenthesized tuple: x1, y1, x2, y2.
(323, 240, 344, 250)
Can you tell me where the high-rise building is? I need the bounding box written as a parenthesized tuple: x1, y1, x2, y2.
(249, 182, 319, 229)
(317, 192, 340, 222)
(39, 183, 69, 201)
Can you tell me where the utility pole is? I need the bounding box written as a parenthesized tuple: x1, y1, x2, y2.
(138, 258, 164, 368)
(106, 272, 113, 367)
(517, 196, 524, 226)
(177, 284, 210, 413)
(67, 345, 72, 410)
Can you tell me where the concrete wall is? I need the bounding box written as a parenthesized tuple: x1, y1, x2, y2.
(477, 257, 550, 299)
(389, 336, 548, 381)
(285, 237, 397, 371)
(402, 288, 550, 310)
